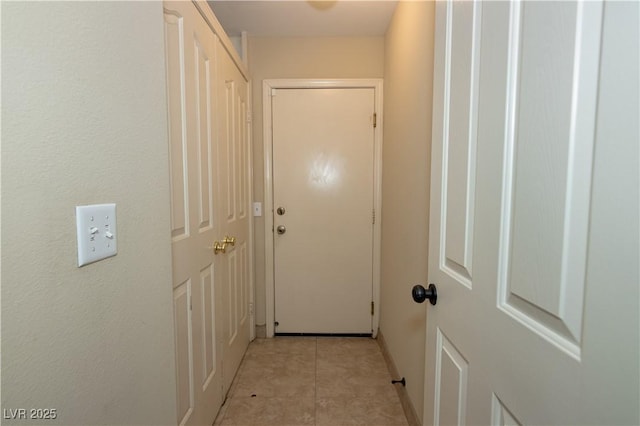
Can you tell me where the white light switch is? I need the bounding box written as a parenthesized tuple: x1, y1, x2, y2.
(253, 202, 262, 217)
(76, 203, 117, 267)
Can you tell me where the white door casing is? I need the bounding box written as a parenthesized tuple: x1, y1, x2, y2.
(424, 1, 639, 425)
(263, 80, 383, 337)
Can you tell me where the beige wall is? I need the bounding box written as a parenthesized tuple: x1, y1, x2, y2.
(248, 36, 385, 326)
(2, 3, 177, 424)
(380, 2, 435, 422)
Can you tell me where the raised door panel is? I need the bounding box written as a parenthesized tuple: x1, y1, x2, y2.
(496, 0, 602, 360)
(164, 11, 189, 243)
(223, 79, 236, 223)
(173, 281, 194, 426)
(434, 329, 468, 426)
(440, 0, 481, 289)
(194, 36, 214, 233)
(197, 264, 217, 390)
(226, 250, 238, 346)
(239, 243, 248, 326)
(491, 394, 522, 426)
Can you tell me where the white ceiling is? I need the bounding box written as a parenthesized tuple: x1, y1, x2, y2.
(207, 1, 398, 37)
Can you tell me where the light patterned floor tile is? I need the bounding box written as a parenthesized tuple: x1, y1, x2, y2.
(316, 396, 409, 426)
(219, 396, 315, 425)
(215, 336, 409, 426)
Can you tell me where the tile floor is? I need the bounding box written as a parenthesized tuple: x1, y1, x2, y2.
(214, 337, 409, 426)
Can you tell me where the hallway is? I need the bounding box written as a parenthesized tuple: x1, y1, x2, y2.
(214, 337, 408, 426)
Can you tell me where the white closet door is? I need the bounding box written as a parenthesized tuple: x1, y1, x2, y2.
(216, 38, 251, 393)
(164, 2, 223, 425)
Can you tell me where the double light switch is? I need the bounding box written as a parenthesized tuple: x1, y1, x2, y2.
(76, 203, 117, 267)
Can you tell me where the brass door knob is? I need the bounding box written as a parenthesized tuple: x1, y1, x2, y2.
(223, 236, 236, 246)
(213, 241, 227, 255)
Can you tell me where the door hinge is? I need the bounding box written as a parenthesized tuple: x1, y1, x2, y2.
(271, 88, 277, 96)
(373, 113, 377, 128)
(247, 110, 252, 123)
(371, 301, 375, 316)
(372, 209, 376, 225)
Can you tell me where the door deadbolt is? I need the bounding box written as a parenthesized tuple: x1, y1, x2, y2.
(276, 225, 286, 235)
(277, 207, 286, 216)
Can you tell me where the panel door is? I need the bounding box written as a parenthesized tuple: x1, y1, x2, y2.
(164, 2, 223, 425)
(424, 1, 639, 425)
(216, 42, 251, 393)
(272, 88, 375, 334)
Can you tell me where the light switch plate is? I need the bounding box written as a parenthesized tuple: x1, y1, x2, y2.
(253, 202, 262, 217)
(76, 204, 117, 267)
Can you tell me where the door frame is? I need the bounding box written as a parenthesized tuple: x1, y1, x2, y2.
(262, 79, 383, 338)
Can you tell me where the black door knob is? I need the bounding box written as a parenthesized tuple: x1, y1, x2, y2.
(412, 284, 438, 305)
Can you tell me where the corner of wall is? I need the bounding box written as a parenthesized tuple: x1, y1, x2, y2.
(379, 1, 436, 423)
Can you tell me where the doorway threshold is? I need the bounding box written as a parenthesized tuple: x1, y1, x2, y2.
(274, 333, 373, 337)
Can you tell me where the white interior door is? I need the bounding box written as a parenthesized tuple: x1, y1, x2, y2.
(216, 41, 251, 392)
(423, 1, 639, 425)
(164, 2, 223, 425)
(272, 87, 376, 334)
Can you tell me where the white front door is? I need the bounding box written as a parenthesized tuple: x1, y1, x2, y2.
(164, 2, 223, 425)
(423, 1, 639, 425)
(271, 87, 376, 334)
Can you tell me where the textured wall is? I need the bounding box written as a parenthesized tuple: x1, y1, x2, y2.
(2, 2, 177, 424)
(380, 2, 436, 422)
(247, 36, 384, 327)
